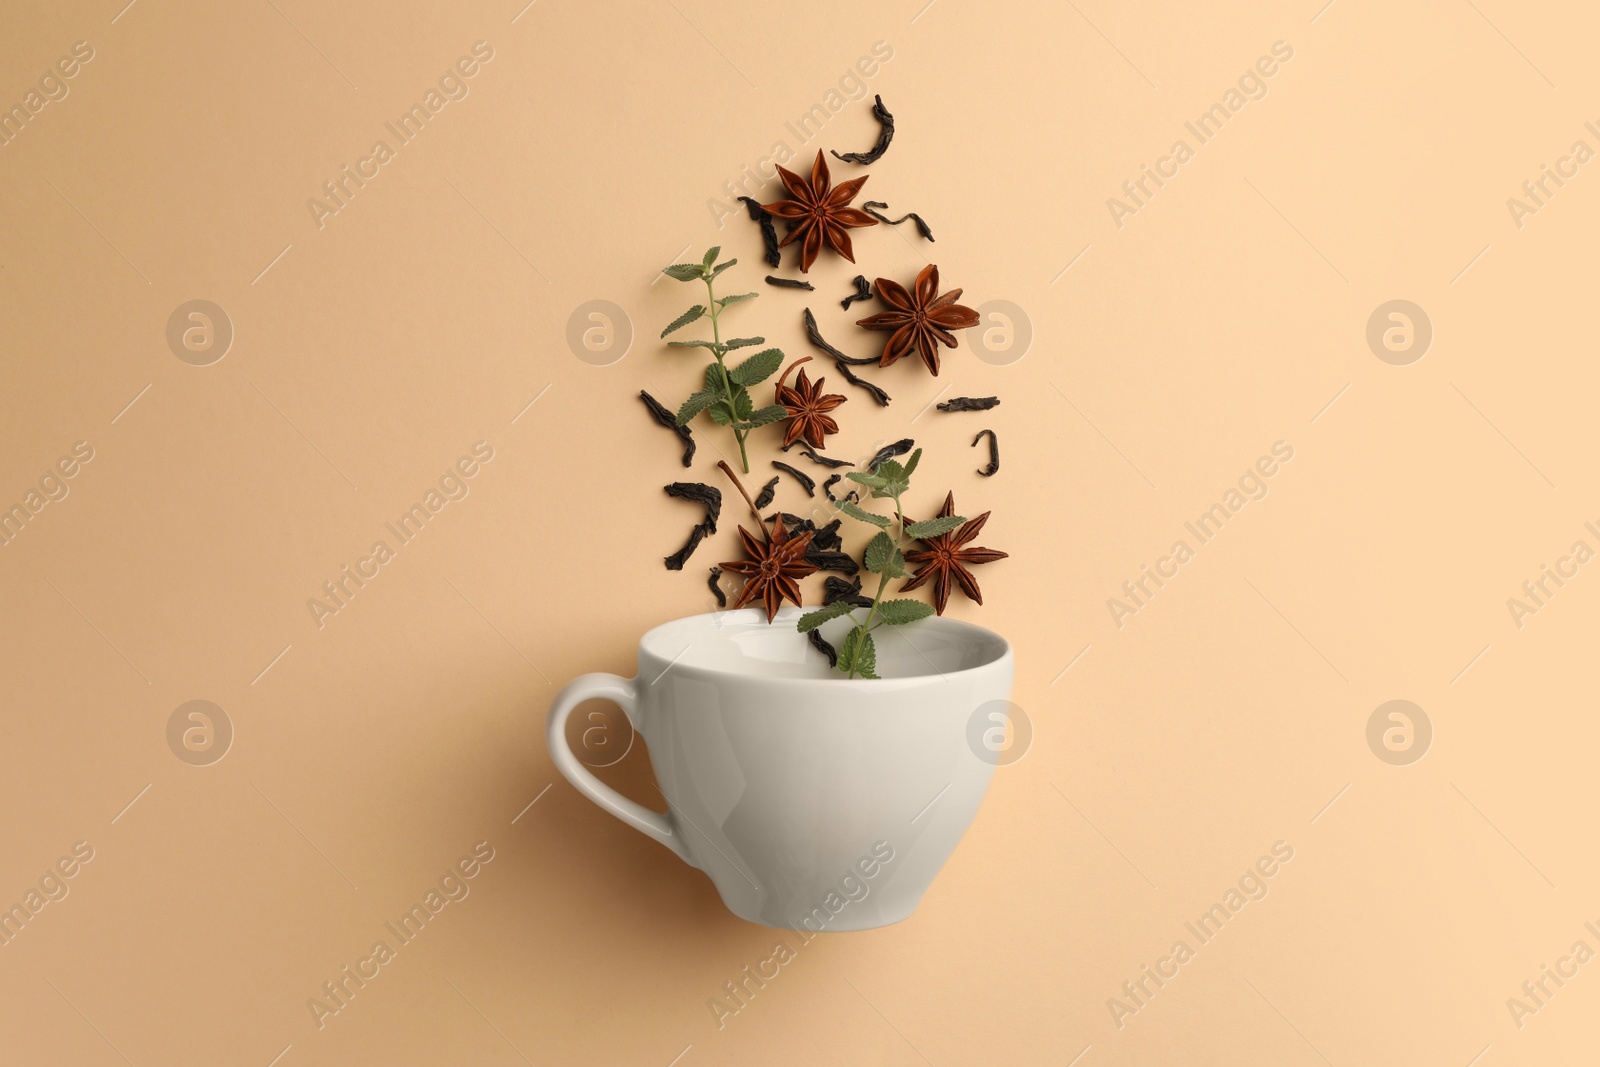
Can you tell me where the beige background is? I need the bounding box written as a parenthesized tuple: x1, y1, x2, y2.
(2, 0, 1597, 1063)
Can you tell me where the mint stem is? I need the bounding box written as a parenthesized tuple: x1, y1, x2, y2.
(702, 274, 750, 473)
(845, 491, 904, 679)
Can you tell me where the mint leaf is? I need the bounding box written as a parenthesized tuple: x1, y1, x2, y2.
(718, 292, 758, 309)
(732, 386, 754, 420)
(836, 628, 858, 674)
(863, 532, 904, 577)
(723, 336, 765, 351)
(667, 339, 721, 352)
(702, 246, 720, 269)
(904, 516, 966, 540)
(902, 448, 922, 479)
(838, 500, 891, 527)
(854, 632, 878, 678)
(708, 402, 734, 426)
(676, 390, 718, 425)
(846, 471, 887, 489)
(660, 305, 705, 338)
(876, 599, 934, 626)
(729, 348, 782, 386)
(875, 459, 909, 497)
(709, 259, 737, 278)
(662, 263, 703, 282)
(737, 404, 788, 430)
(704, 363, 727, 393)
(797, 600, 857, 632)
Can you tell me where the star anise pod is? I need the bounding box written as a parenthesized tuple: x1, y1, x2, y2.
(774, 357, 846, 450)
(855, 264, 980, 376)
(719, 513, 819, 622)
(760, 150, 877, 273)
(900, 492, 1007, 615)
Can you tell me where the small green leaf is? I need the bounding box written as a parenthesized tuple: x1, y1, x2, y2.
(660, 305, 705, 338)
(718, 292, 758, 309)
(708, 402, 734, 426)
(737, 404, 788, 430)
(723, 336, 765, 351)
(846, 471, 888, 489)
(676, 390, 718, 425)
(853, 631, 878, 678)
(876, 599, 934, 626)
(838, 630, 864, 671)
(904, 516, 966, 540)
(863, 532, 905, 577)
(709, 258, 737, 278)
(667, 339, 720, 352)
(902, 448, 922, 479)
(729, 348, 783, 386)
(732, 387, 754, 420)
(836, 629, 858, 674)
(874, 459, 910, 498)
(797, 600, 857, 632)
(662, 263, 703, 282)
(704, 363, 727, 393)
(838, 500, 891, 527)
(702, 246, 720, 269)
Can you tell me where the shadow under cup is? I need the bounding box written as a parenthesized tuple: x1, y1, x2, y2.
(632, 607, 1014, 930)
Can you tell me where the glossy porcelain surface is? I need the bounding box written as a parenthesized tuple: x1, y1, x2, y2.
(547, 608, 1014, 930)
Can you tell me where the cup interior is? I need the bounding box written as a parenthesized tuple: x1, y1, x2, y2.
(639, 607, 1009, 682)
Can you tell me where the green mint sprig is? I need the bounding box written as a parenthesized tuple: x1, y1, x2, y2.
(661, 247, 788, 473)
(795, 447, 965, 678)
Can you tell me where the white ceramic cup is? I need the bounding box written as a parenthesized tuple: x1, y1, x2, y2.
(546, 606, 1015, 930)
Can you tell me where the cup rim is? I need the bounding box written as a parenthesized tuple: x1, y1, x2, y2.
(637, 606, 1012, 688)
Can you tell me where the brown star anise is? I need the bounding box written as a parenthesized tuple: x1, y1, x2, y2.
(774, 356, 846, 450)
(854, 264, 980, 376)
(760, 150, 877, 273)
(720, 513, 818, 622)
(900, 492, 1008, 615)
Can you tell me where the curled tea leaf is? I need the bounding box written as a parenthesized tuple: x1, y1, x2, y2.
(973, 428, 999, 477)
(830, 95, 895, 166)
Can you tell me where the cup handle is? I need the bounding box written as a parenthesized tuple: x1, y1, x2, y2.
(546, 672, 693, 866)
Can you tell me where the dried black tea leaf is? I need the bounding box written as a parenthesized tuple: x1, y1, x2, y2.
(973, 428, 1000, 477)
(640, 390, 695, 467)
(708, 566, 726, 608)
(861, 201, 935, 241)
(664, 523, 708, 571)
(766, 512, 810, 530)
(823, 574, 874, 609)
(752, 475, 780, 510)
(766, 276, 814, 290)
(823, 473, 844, 502)
(808, 628, 839, 667)
(802, 307, 877, 365)
(830, 94, 895, 165)
(787, 441, 854, 468)
(938, 396, 1000, 412)
(663, 482, 722, 570)
(663, 482, 722, 534)
(841, 275, 873, 311)
(834, 359, 890, 406)
(868, 438, 914, 471)
(810, 518, 843, 552)
(805, 549, 858, 575)
(737, 196, 781, 268)
(772, 461, 816, 497)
